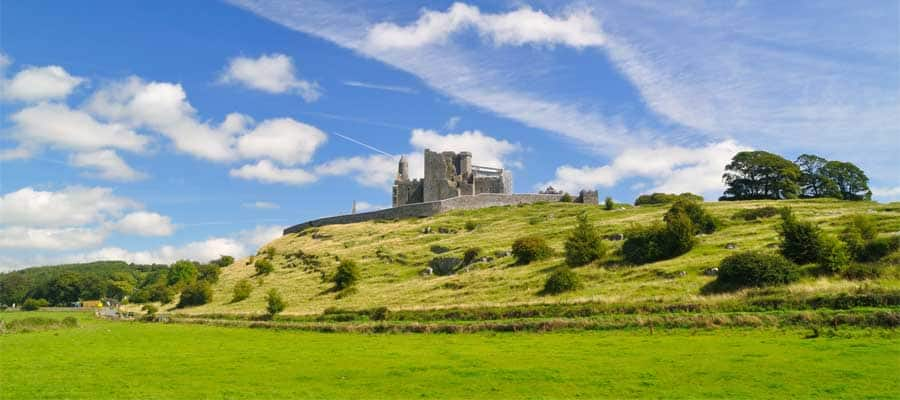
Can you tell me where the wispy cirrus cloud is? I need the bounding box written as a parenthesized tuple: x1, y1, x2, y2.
(342, 80, 417, 94)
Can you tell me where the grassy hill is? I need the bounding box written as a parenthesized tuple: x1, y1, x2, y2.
(173, 199, 900, 316)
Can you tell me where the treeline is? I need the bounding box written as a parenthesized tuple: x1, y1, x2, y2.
(0, 256, 233, 307)
(721, 151, 870, 201)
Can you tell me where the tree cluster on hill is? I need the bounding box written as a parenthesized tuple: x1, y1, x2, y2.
(633, 192, 703, 206)
(721, 151, 870, 201)
(0, 255, 234, 308)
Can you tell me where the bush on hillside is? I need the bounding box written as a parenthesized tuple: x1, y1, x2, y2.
(197, 264, 221, 284)
(564, 213, 606, 267)
(716, 251, 799, 288)
(231, 279, 253, 303)
(560, 193, 573, 203)
(604, 196, 615, 211)
(264, 247, 277, 259)
(816, 234, 851, 273)
(855, 236, 900, 262)
(167, 260, 198, 287)
(778, 209, 822, 265)
(265, 289, 285, 316)
(664, 200, 718, 234)
(845, 214, 878, 241)
(463, 248, 482, 265)
(254, 259, 274, 275)
(841, 263, 882, 280)
(333, 259, 360, 290)
(543, 268, 580, 295)
(664, 209, 697, 256)
(211, 255, 234, 268)
(732, 206, 780, 221)
(147, 284, 173, 304)
(621, 224, 671, 265)
(21, 298, 49, 311)
(464, 221, 478, 231)
(511, 235, 553, 264)
(176, 282, 212, 308)
(141, 304, 158, 316)
(634, 192, 703, 206)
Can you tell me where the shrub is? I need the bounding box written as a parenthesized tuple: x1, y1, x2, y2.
(265, 289, 285, 316)
(564, 213, 606, 267)
(732, 206, 780, 221)
(604, 196, 614, 211)
(817, 234, 851, 273)
(663, 209, 697, 256)
(21, 298, 49, 311)
(167, 260, 198, 287)
(716, 251, 799, 288)
(560, 193, 573, 202)
(211, 255, 234, 268)
(333, 259, 360, 290)
(430, 245, 450, 254)
(778, 209, 822, 265)
(197, 264, 221, 284)
(664, 200, 718, 234)
(254, 259, 274, 275)
(543, 268, 580, 295)
(231, 279, 253, 303)
(464, 221, 478, 231)
(141, 304, 158, 316)
(429, 257, 462, 275)
(463, 248, 482, 265)
(147, 284, 173, 304)
(177, 282, 212, 308)
(856, 236, 900, 262)
(511, 235, 553, 264)
(846, 214, 878, 240)
(634, 192, 703, 206)
(264, 247, 277, 259)
(842, 263, 882, 280)
(621, 224, 671, 264)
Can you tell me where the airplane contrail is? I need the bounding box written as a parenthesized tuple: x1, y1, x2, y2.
(331, 131, 396, 157)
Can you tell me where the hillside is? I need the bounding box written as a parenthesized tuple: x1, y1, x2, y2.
(177, 199, 900, 316)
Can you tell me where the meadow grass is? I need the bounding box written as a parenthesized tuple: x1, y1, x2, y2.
(161, 199, 900, 316)
(1, 311, 898, 399)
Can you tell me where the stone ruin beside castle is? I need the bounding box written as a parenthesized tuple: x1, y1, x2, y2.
(283, 149, 598, 234)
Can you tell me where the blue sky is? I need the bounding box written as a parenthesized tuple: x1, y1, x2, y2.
(1, 0, 898, 270)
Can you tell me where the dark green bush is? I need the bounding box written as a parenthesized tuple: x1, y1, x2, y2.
(265, 289, 285, 316)
(842, 263, 882, 280)
(464, 221, 478, 231)
(779, 209, 822, 265)
(141, 304, 158, 316)
(197, 264, 221, 284)
(231, 279, 253, 303)
(716, 251, 799, 288)
(621, 224, 671, 264)
(564, 213, 606, 267)
(177, 282, 212, 308)
(430, 245, 450, 254)
(511, 235, 553, 264)
(543, 268, 580, 295)
(846, 214, 878, 241)
(211, 255, 235, 268)
(463, 248, 482, 265)
(254, 259, 274, 275)
(560, 193, 573, 202)
(21, 298, 49, 311)
(604, 196, 614, 211)
(664, 200, 718, 234)
(264, 247, 277, 259)
(167, 260, 198, 287)
(664, 209, 697, 256)
(856, 236, 900, 262)
(147, 284, 173, 304)
(732, 206, 780, 221)
(634, 192, 703, 206)
(333, 259, 360, 290)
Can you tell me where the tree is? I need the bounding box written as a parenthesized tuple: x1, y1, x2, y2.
(721, 151, 800, 200)
(333, 259, 360, 290)
(795, 154, 839, 198)
(231, 279, 253, 303)
(604, 196, 615, 210)
(265, 289, 285, 316)
(820, 161, 871, 201)
(176, 282, 213, 308)
(664, 200, 718, 234)
(196, 264, 221, 284)
(778, 209, 822, 265)
(167, 260, 198, 287)
(254, 259, 274, 275)
(564, 213, 606, 267)
(211, 255, 234, 268)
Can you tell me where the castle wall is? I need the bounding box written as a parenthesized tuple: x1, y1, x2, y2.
(393, 179, 423, 207)
(283, 193, 586, 234)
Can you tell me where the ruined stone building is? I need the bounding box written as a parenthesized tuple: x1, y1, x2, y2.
(393, 149, 513, 207)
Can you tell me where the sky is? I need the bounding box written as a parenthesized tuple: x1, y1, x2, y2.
(1, 0, 898, 271)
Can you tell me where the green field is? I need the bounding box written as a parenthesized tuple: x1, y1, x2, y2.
(1, 311, 898, 399)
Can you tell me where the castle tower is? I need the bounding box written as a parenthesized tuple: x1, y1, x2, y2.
(397, 155, 409, 181)
(458, 151, 472, 177)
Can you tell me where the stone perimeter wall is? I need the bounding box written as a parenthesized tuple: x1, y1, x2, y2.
(283, 193, 573, 234)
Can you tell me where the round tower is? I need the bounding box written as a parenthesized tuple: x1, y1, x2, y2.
(397, 155, 409, 181)
(459, 151, 472, 176)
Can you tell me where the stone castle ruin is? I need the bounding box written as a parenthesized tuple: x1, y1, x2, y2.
(284, 149, 597, 234)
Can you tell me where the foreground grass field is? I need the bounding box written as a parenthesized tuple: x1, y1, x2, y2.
(1, 312, 898, 399)
(167, 199, 900, 316)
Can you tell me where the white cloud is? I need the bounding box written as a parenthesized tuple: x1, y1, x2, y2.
(443, 116, 461, 130)
(112, 211, 175, 237)
(10, 102, 150, 153)
(0, 186, 138, 228)
(75, 238, 248, 266)
(0, 227, 106, 250)
(220, 53, 321, 101)
(342, 80, 417, 94)
(2, 65, 85, 102)
(365, 3, 604, 50)
(237, 118, 327, 165)
(237, 225, 284, 248)
(354, 201, 387, 212)
(69, 150, 146, 182)
(871, 186, 900, 203)
(0, 53, 11, 70)
(540, 140, 749, 199)
(409, 129, 519, 169)
(315, 154, 398, 188)
(243, 201, 280, 209)
(230, 160, 317, 185)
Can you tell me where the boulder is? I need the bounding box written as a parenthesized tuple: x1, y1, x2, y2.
(703, 267, 719, 276)
(725, 243, 737, 250)
(422, 226, 433, 234)
(605, 233, 625, 241)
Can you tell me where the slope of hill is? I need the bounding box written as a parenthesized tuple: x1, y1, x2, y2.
(178, 199, 900, 316)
